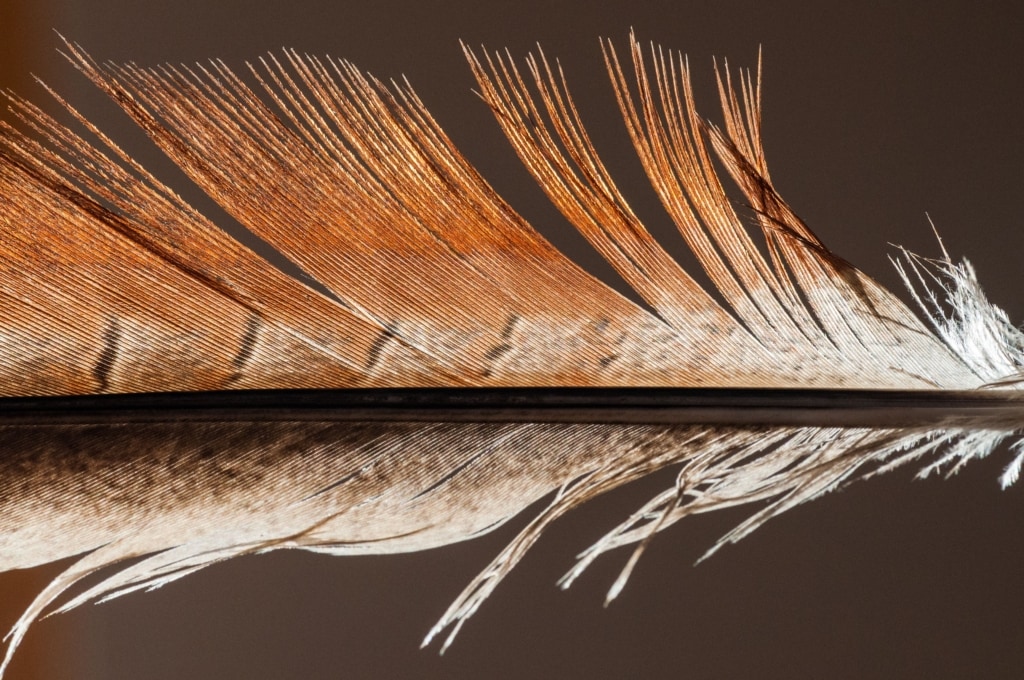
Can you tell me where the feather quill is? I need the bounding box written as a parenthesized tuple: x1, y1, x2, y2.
(0, 32, 1021, 673)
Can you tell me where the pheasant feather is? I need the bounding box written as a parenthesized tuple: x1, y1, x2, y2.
(0, 33, 1020, 673)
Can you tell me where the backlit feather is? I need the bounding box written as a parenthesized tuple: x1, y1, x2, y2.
(0, 32, 1020, 674)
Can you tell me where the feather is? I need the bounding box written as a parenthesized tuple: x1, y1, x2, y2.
(0, 32, 1021, 673)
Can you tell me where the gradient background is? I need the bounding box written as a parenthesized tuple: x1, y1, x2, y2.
(2, 1, 1023, 678)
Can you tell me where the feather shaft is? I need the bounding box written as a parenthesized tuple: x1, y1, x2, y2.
(1, 387, 1023, 427)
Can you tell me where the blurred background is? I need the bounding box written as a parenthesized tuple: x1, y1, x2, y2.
(2, 1, 1023, 677)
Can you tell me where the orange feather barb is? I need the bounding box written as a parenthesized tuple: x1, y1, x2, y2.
(0, 33, 1022, 674)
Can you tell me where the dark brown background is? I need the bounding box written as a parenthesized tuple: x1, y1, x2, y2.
(2, 1, 1023, 678)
